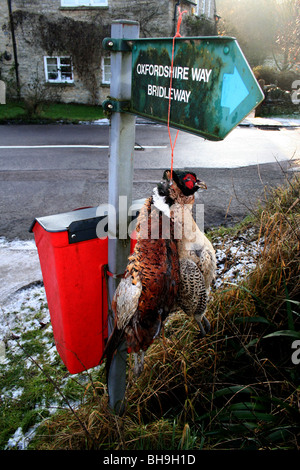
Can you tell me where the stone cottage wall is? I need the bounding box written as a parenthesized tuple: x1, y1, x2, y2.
(0, 0, 216, 105)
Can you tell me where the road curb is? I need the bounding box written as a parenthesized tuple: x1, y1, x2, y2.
(239, 117, 300, 129)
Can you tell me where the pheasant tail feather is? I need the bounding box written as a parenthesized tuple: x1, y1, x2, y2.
(101, 327, 124, 379)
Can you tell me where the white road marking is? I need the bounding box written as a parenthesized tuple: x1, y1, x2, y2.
(0, 145, 167, 149)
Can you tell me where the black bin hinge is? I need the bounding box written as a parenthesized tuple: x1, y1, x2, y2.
(102, 37, 133, 52)
(102, 98, 131, 115)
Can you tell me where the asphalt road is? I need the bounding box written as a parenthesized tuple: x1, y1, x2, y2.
(0, 121, 299, 241)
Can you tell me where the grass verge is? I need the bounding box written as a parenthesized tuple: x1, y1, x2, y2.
(0, 101, 105, 124)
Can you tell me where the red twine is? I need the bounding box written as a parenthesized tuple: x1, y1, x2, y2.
(167, 7, 187, 181)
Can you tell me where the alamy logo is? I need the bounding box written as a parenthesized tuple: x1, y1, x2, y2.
(291, 340, 300, 365)
(95, 198, 205, 240)
(291, 80, 300, 105)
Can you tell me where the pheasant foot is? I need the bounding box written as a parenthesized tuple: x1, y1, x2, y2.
(133, 351, 145, 377)
(195, 314, 211, 338)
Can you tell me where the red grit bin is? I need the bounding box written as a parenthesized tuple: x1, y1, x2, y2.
(30, 205, 138, 374)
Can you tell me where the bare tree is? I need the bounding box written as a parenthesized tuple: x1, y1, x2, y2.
(274, 0, 300, 71)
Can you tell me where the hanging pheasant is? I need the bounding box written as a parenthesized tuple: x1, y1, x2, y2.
(102, 169, 208, 377)
(164, 170, 217, 337)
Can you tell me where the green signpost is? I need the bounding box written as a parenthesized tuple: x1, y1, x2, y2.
(104, 36, 264, 141)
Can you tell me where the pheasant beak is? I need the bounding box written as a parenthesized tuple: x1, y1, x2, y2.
(196, 180, 207, 190)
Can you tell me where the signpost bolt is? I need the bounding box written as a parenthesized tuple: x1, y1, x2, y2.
(223, 46, 230, 55)
(103, 37, 133, 52)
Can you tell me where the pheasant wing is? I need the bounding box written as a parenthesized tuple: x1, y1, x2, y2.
(113, 273, 143, 330)
(178, 258, 207, 318)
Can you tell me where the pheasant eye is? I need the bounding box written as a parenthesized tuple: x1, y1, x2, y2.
(183, 174, 196, 189)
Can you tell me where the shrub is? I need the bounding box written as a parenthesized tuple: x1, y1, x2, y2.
(253, 65, 298, 91)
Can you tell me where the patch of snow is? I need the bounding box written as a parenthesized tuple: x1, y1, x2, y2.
(0, 237, 42, 305)
(213, 229, 264, 288)
(0, 282, 49, 343)
(0, 237, 37, 251)
(79, 118, 110, 126)
(5, 424, 39, 450)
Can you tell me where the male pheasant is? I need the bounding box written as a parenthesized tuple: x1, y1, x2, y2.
(164, 170, 217, 337)
(102, 181, 178, 377)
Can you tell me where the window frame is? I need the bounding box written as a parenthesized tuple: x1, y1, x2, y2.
(61, 0, 108, 7)
(101, 55, 111, 85)
(196, 0, 206, 16)
(44, 56, 74, 84)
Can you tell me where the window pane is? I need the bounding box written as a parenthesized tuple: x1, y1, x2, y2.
(61, 1, 77, 6)
(60, 57, 73, 81)
(49, 72, 59, 80)
(102, 56, 111, 83)
(61, 73, 73, 81)
(48, 66, 58, 73)
(61, 1, 78, 6)
(47, 58, 57, 65)
(90, 0, 108, 5)
(46, 57, 58, 81)
(61, 65, 72, 73)
(61, 0, 108, 6)
(104, 67, 111, 82)
(103, 57, 110, 68)
(60, 58, 71, 65)
(60, 63, 73, 81)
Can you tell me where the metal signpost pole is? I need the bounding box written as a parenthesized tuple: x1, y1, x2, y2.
(106, 20, 139, 414)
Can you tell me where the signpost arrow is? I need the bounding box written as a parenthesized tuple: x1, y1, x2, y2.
(104, 36, 264, 141)
(221, 66, 249, 115)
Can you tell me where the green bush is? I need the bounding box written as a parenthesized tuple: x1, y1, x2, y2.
(253, 65, 298, 91)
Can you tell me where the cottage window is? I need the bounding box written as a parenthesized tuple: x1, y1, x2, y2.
(102, 56, 111, 84)
(196, 0, 207, 16)
(61, 0, 108, 6)
(44, 57, 74, 83)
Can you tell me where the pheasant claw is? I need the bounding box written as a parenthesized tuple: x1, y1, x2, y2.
(133, 351, 145, 377)
(195, 315, 211, 338)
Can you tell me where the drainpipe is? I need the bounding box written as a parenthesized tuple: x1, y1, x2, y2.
(7, 0, 20, 99)
(173, 0, 181, 35)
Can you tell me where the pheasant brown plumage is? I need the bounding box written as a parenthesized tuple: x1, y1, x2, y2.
(165, 170, 216, 337)
(102, 193, 180, 377)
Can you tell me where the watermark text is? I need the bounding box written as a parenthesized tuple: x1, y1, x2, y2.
(95, 197, 205, 240)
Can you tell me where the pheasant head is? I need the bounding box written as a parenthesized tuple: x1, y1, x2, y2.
(166, 169, 207, 196)
(153, 169, 206, 214)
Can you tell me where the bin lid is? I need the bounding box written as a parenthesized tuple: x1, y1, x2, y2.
(29, 200, 146, 234)
(30, 206, 104, 233)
